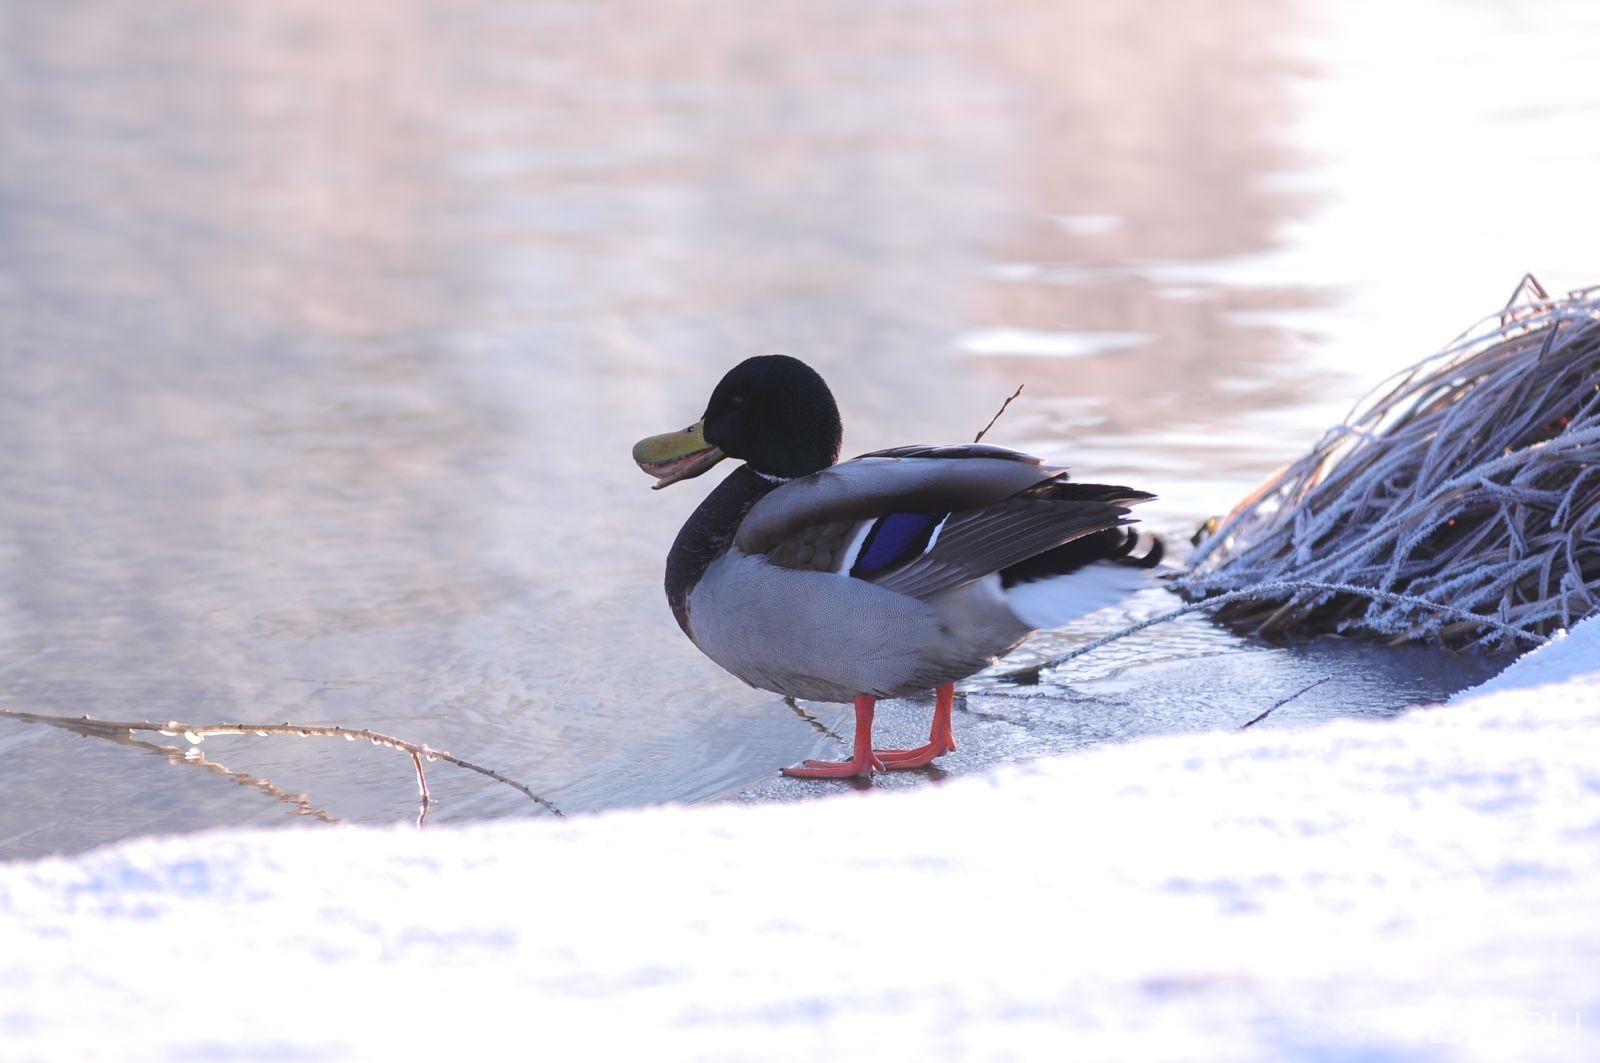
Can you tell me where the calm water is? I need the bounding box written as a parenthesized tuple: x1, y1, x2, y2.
(3, 0, 1596, 857)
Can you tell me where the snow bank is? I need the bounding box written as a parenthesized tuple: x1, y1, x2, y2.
(4, 621, 1599, 1062)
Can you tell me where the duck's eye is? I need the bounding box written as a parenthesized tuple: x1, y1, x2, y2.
(731, 394, 745, 405)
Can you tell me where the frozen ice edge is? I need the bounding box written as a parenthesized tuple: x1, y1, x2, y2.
(4, 621, 1599, 1062)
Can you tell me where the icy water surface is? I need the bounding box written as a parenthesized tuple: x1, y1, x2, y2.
(3, 0, 1595, 857)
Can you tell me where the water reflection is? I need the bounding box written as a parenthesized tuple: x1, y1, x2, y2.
(2, 0, 1580, 858)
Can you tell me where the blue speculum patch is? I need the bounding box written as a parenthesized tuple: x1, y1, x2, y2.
(850, 512, 945, 578)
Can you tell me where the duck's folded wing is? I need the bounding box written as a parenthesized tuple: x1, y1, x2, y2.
(734, 452, 1061, 557)
(850, 442, 1047, 463)
(737, 450, 1151, 602)
(864, 498, 1135, 600)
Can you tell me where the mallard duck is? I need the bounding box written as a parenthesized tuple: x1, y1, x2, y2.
(634, 355, 1160, 778)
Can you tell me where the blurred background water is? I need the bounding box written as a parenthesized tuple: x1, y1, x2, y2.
(2, 0, 1596, 857)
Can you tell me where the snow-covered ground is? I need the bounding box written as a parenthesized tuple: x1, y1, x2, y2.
(4, 621, 1598, 1062)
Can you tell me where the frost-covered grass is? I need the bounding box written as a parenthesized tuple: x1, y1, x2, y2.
(3, 620, 1599, 1062)
(1187, 278, 1600, 648)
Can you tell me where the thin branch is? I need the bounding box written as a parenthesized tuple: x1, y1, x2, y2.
(0, 710, 562, 817)
(974, 384, 1025, 443)
(1239, 675, 1331, 730)
(411, 749, 431, 806)
(35, 719, 337, 822)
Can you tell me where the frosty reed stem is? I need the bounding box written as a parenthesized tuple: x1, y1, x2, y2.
(999, 579, 1551, 682)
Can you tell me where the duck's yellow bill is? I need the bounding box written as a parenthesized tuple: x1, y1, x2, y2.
(633, 419, 726, 489)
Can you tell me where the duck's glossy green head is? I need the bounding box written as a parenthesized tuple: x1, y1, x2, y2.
(634, 355, 843, 489)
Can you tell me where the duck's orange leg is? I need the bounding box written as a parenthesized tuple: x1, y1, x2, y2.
(877, 683, 958, 770)
(781, 695, 885, 778)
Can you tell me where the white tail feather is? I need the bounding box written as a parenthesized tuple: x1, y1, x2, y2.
(1003, 563, 1153, 631)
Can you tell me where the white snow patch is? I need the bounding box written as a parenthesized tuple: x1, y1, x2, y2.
(1450, 623, 1588, 700)
(3, 619, 1599, 1061)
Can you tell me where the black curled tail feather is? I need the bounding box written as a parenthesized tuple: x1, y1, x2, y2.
(1001, 481, 1163, 588)
(1120, 531, 1165, 569)
(1000, 526, 1162, 587)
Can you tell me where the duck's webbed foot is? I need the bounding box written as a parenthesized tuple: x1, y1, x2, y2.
(779, 694, 885, 779)
(874, 742, 950, 770)
(781, 752, 885, 778)
(875, 683, 958, 770)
